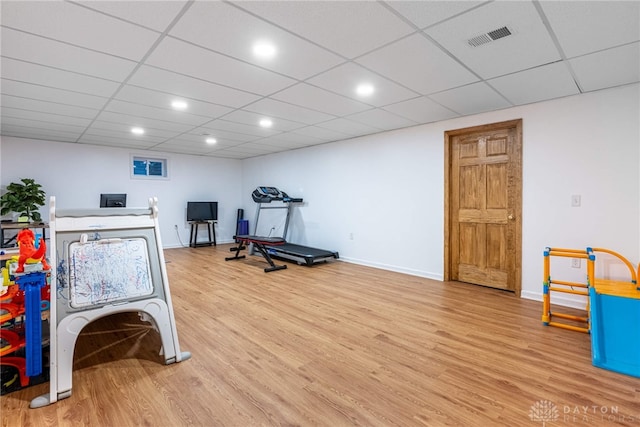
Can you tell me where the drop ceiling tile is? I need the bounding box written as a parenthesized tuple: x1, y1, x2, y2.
(242, 98, 335, 125)
(292, 126, 351, 142)
(541, 1, 640, 58)
(77, 0, 188, 32)
(169, 1, 344, 80)
(237, 1, 415, 58)
(95, 111, 195, 133)
(86, 122, 179, 140)
(383, 96, 459, 123)
(1, 28, 137, 81)
(221, 110, 305, 132)
(425, 1, 561, 79)
(315, 117, 381, 137)
(489, 61, 579, 105)
(258, 132, 324, 149)
(1, 95, 100, 119)
(307, 62, 418, 107)
(570, 42, 640, 92)
(78, 135, 159, 149)
(1, 1, 160, 60)
(356, 34, 479, 95)
(429, 82, 511, 116)
(189, 127, 260, 143)
(1, 58, 120, 97)
(202, 150, 246, 159)
(146, 37, 296, 96)
(258, 138, 308, 150)
(1, 107, 92, 127)
(2, 131, 78, 143)
(147, 145, 207, 155)
(0, 79, 109, 109)
(272, 83, 371, 117)
(238, 142, 284, 154)
(149, 141, 216, 155)
(104, 100, 213, 127)
(127, 66, 260, 108)
(1, 124, 82, 142)
(1, 115, 87, 134)
(213, 143, 276, 156)
(386, 1, 484, 29)
(203, 119, 281, 138)
(81, 132, 166, 145)
(115, 85, 233, 119)
(163, 136, 242, 149)
(346, 108, 416, 131)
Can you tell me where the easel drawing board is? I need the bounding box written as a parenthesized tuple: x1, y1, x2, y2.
(31, 197, 190, 408)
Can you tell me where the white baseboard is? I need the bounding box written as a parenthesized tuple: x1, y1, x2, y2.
(338, 256, 443, 281)
(521, 289, 588, 309)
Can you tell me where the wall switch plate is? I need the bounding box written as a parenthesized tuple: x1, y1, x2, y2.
(571, 258, 581, 268)
(571, 194, 581, 207)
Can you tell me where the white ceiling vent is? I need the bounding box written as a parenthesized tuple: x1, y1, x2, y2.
(467, 26, 513, 47)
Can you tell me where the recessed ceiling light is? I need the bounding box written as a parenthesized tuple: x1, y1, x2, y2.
(253, 41, 276, 58)
(356, 83, 375, 97)
(131, 127, 145, 135)
(205, 137, 217, 144)
(171, 100, 188, 110)
(259, 118, 273, 128)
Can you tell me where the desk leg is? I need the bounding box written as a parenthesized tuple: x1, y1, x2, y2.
(189, 223, 196, 248)
(189, 222, 215, 247)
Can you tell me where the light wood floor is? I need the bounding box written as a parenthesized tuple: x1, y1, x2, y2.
(2, 245, 639, 426)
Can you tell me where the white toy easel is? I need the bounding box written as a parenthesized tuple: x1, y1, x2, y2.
(31, 197, 190, 408)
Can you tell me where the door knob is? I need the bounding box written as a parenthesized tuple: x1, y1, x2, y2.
(508, 214, 515, 220)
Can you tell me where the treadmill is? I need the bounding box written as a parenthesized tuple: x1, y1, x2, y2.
(250, 187, 339, 266)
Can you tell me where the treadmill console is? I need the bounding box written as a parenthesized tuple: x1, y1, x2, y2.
(252, 187, 302, 203)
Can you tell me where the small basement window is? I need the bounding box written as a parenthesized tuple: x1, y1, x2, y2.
(131, 156, 168, 179)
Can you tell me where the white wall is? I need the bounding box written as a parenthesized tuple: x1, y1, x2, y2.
(242, 84, 640, 304)
(2, 84, 638, 306)
(0, 138, 243, 247)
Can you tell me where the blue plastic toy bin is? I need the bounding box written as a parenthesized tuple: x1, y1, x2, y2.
(589, 282, 640, 378)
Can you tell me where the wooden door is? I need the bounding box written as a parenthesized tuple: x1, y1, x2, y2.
(445, 120, 522, 294)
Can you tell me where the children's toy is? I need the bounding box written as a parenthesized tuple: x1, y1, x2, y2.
(590, 280, 640, 378)
(543, 246, 640, 377)
(29, 196, 190, 408)
(15, 229, 50, 273)
(542, 247, 594, 333)
(16, 272, 47, 376)
(1, 242, 51, 395)
(1, 357, 29, 389)
(0, 329, 25, 356)
(542, 247, 637, 333)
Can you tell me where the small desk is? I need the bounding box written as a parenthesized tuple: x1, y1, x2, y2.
(1, 222, 48, 248)
(189, 221, 216, 248)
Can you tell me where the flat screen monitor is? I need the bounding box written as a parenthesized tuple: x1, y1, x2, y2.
(100, 193, 127, 208)
(187, 201, 217, 222)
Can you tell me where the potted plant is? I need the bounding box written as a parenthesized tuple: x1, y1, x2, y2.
(0, 178, 46, 223)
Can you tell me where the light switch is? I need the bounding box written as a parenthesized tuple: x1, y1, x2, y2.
(571, 195, 581, 207)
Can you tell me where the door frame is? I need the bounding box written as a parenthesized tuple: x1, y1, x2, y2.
(443, 119, 523, 296)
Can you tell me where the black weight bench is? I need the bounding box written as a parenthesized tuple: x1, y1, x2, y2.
(225, 235, 287, 272)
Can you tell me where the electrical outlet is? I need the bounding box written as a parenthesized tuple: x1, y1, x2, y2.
(571, 258, 581, 268)
(174, 224, 178, 229)
(349, 232, 354, 240)
(571, 194, 581, 207)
